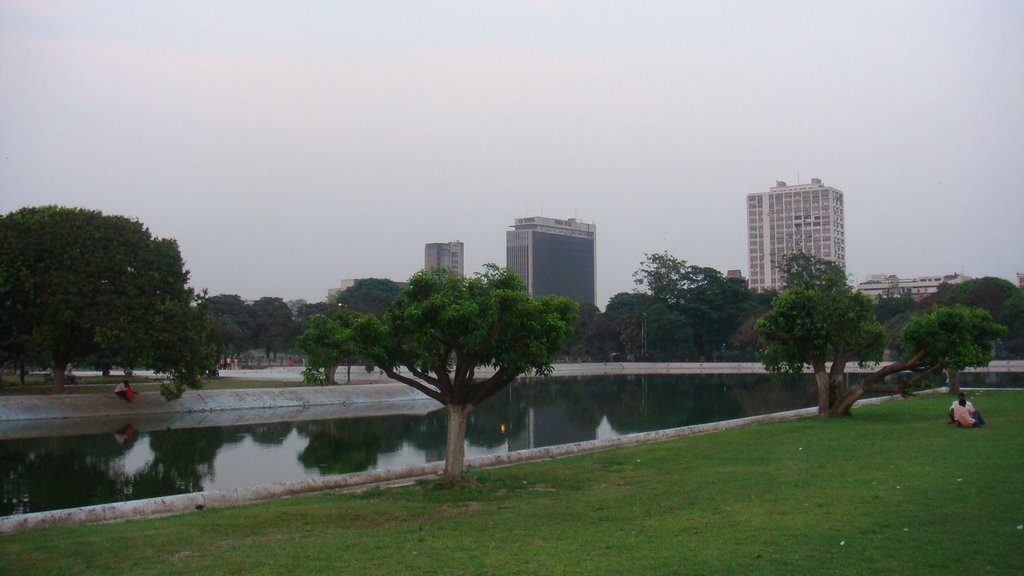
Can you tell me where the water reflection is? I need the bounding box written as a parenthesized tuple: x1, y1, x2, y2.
(0, 372, 891, 516)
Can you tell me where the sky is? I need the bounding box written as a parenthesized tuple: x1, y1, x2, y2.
(2, 1, 1023, 307)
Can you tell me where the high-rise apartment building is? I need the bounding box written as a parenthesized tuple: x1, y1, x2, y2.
(424, 241, 464, 277)
(746, 178, 846, 291)
(506, 216, 596, 305)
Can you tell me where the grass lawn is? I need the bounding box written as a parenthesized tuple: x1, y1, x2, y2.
(2, 391, 1021, 575)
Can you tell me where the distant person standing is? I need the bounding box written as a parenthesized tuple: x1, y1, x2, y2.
(950, 392, 985, 427)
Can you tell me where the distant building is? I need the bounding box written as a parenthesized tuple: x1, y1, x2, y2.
(424, 241, 465, 277)
(746, 178, 846, 291)
(506, 216, 596, 305)
(1018, 272, 1024, 288)
(856, 273, 971, 300)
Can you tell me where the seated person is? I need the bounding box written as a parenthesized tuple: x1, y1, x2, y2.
(114, 380, 134, 402)
(950, 392, 985, 427)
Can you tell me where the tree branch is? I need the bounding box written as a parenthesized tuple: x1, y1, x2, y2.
(380, 366, 443, 404)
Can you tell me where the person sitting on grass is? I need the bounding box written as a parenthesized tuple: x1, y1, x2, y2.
(114, 380, 134, 402)
(950, 392, 985, 428)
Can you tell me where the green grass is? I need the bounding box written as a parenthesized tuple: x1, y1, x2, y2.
(2, 391, 1022, 575)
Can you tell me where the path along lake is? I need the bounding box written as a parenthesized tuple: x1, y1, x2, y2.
(2, 371, 1021, 517)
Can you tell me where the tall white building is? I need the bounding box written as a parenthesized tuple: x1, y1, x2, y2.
(746, 178, 846, 291)
(424, 241, 464, 277)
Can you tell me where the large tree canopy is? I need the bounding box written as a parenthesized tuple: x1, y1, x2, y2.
(352, 265, 578, 486)
(756, 256, 884, 416)
(206, 294, 255, 358)
(633, 252, 759, 361)
(297, 312, 360, 385)
(251, 296, 293, 359)
(757, 254, 1006, 417)
(0, 206, 215, 397)
(334, 278, 403, 317)
(829, 305, 1006, 414)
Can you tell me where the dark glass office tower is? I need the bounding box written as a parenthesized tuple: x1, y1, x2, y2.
(507, 216, 596, 305)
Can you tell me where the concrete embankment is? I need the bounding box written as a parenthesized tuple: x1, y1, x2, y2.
(216, 360, 1024, 384)
(0, 384, 442, 439)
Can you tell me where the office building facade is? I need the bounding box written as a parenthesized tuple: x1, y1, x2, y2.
(506, 216, 596, 305)
(746, 178, 846, 291)
(424, 241, 464, 277)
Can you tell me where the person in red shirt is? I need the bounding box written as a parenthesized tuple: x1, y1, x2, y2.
(114, 380, 134, 402)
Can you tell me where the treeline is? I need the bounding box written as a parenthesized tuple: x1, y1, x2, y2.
(209, 253, 1024, 365)
(206, 279, 403, 366)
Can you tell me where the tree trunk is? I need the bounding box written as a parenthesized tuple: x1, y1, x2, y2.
(946, 368, 960, 395)
(831, 386, 865, 417)
(443, 403, 473, 487)
(326, 365, 338, 385)
(813, 366, 830, 418)
(346, 363, 352, 384)
(51, 365, 66, 394)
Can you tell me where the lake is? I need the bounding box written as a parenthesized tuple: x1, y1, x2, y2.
(2, 371, 1018, 516)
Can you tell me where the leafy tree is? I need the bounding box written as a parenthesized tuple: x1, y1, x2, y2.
(874, 294, 913, 324)
(778, 251, 845, 289)
(756, 255, 885, 417)
(293, 301, 333, 324)
(335, 278, 402, 317)
(830, 305, 1006, 413)
(932, 277, 1018, 318)
(0, 206, 215, 396)
(757, 254, 1007, 417)
(633, 252, 758, 360)
(998, 288, 1024, 358)
(251, 297, 294, 359)
(353, 266, 578, 486)
(297, 313, 360, 385)
(207, 294, 255, 359)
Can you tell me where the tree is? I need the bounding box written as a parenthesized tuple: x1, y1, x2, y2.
(334, 278, 403, 317)
(874, 294, 913, 324)
(633, 252, 758, 360)
(933, 277, 1018, 318)
(829, 305, 1006, 413)
(998, 288, 1024, 358)
(297, 313, 360, 385)
(353, 266, 578, 486)
(206, 294, 255, 359)
(251, 297, 294, 359)
(0, 206, 216, 396)
(756, 255, 885, 417)
(757, 254, 1007, 417)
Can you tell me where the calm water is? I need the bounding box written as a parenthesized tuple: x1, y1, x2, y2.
(1, 371, 1017, 516)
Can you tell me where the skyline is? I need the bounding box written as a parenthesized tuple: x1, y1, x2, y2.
(2, 1, 1022, 306)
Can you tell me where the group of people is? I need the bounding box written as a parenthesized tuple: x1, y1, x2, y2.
(949, 392, 986, 428)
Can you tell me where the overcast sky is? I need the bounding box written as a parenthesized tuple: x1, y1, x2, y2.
(2, 1, 1022, 307)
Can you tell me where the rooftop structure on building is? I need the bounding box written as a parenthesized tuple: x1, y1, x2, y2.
(856, 273, 971, 300)
(424, 241, 465, 277)
(506, 216, 596, 305)
(746, 178, 846, 291)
